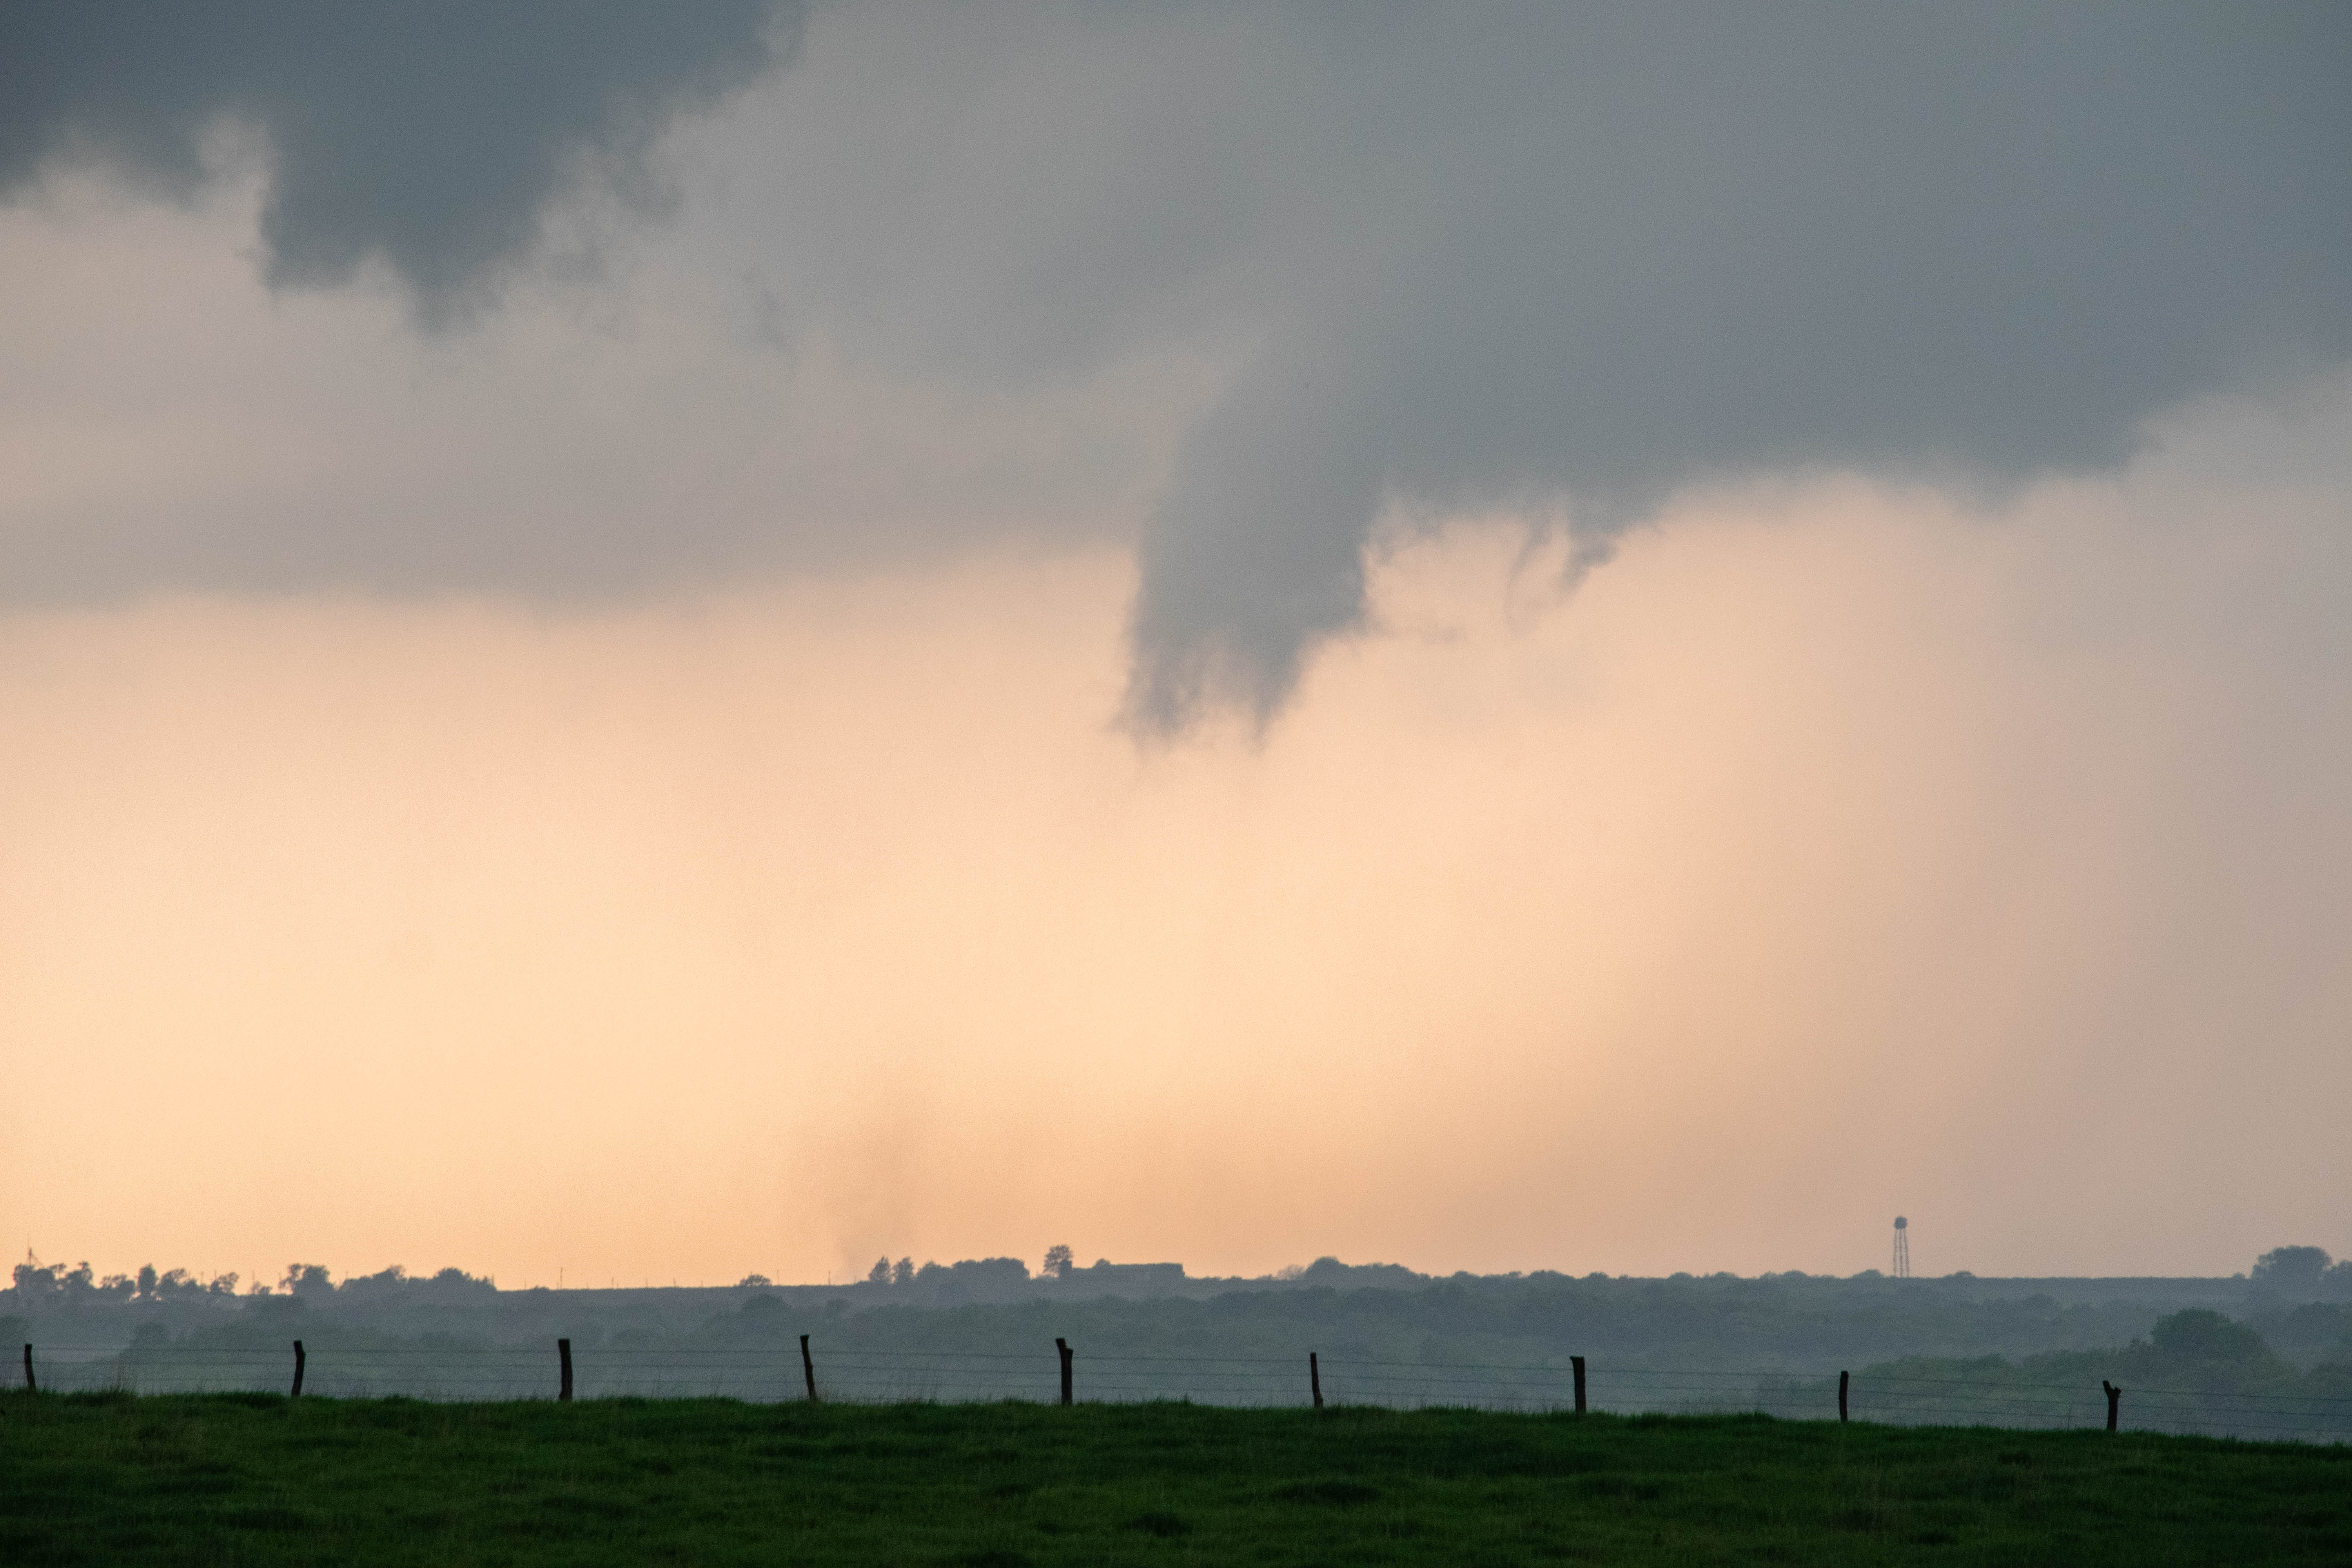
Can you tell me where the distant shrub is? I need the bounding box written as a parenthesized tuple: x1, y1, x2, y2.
(2149, 1310, 2273, 1364)
(2252, 1247, 2333, 1292)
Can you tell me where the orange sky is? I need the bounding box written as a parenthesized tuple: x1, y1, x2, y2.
(5, 104, 2350, 1289)
(8, 422, 2349, 1287)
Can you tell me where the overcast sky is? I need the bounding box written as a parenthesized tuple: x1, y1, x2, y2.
(4, 3, 2349, 1284)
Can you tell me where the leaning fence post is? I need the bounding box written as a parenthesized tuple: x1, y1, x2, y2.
(1838, 1370, 1849, 1423)
(2102, 1380, 2120, 1432)
(1572, 1356, 1587, 1414)
(800, 1334, 818, 1402)
(291, 1341, 306, 1398)
(1056, 1338, 1073, 1406)
(1310, 1352, 1323, 1409)
(21, 1343, 33, 1394)
(558, 1338, 573, 1402)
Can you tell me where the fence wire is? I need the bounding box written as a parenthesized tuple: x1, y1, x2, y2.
(13, 1345, 2351, 1443)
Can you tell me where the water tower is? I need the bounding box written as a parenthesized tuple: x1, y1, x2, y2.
(1892, 1216, 1911, 1279)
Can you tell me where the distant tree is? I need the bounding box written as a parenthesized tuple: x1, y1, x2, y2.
(2150, 1308, 2273, 1363)
(737, 1273, 772, 1288)
(281, 1263, 332, 1297)
(338, 1265, 408, 1298)
(2252, 1247, 2333, 1292)
(867, 1256, 891, 1285)
(136, 1264, 158, 1300)
(1042, 1245, 1074, 1280)
(13, 1251, 59, 1299)
(207, 1272, 240, 1296)
(893, 1257, 913, 1285)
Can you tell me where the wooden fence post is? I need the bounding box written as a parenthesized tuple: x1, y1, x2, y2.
(1838, 1370, 1849, 1423)
(1056, 1338, 1072, 1406)
(1572, 1356, 1587, 1415)
(1310, 1352, 1323, 1410)
(291, 1341, 306, 1399)
(21, 1343, 33, 1394)
(558, 1338, 573, 1402)
(2102, 1381, 2120, 1432)
(800, 1334, 818, 1402)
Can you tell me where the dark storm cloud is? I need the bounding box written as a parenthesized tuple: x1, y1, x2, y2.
(5, 3, 2350, 730)
(1100, 2, 2352, 727)
(0, 0, 800, 320)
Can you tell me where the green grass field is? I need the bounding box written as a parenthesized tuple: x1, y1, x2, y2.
(4, 1388, 2346, 1565)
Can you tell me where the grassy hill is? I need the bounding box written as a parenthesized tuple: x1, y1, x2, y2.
(4, 1389, 2347, 1565)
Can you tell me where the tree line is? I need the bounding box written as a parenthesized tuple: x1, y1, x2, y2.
(7, 1252, 492, 1308)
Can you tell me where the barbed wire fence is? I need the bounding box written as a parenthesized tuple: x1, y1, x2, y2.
(13, 1341, 2352, 1444)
